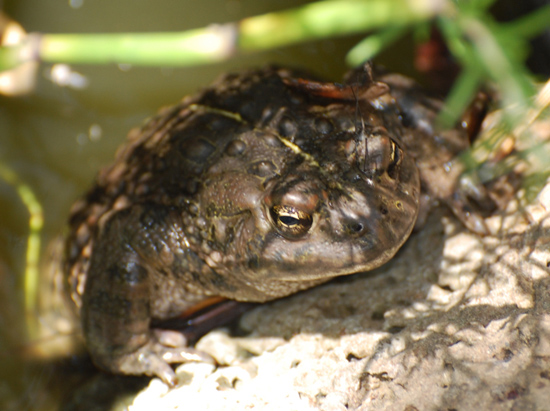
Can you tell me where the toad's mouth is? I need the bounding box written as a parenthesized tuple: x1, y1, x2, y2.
(272, 244, 405, 282)
(251, 219, 416, 282)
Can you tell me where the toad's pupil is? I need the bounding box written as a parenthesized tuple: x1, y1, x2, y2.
(280, 215, 299, 226)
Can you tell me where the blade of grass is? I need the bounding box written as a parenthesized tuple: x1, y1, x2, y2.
(346, 26, 408, 66)
(240, 0, 439, 51)
(437, 67, 481, 128)
(460, 15, 535, 124)
(503, 3, 550, 39)
(0, 163, 43, 339)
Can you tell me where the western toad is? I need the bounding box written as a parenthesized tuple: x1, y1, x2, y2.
(64, 64, 491, 384)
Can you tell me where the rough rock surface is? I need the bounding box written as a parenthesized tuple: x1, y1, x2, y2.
(129, 180, 550, 410)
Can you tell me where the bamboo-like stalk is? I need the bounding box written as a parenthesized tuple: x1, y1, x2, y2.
(0, 0, 441, 71)
(40, 25, 238, 66)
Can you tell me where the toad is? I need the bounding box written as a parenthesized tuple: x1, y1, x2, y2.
(64, 64, 493, 384)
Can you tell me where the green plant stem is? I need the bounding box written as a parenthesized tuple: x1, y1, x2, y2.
(40, 25, 238, 66)
(437, 67, 481, 128)
(239, 0, 438, 51)
(0, 42, 22, 70)
(438, 12, 536, 128)
(504, 3, 550, 39)
(346, 26, 408, 66)
(0, 163, 43, 338)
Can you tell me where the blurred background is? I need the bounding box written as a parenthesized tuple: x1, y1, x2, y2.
(0, 1, 547, 409)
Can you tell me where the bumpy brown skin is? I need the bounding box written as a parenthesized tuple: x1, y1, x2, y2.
(64, 64, 485, 384)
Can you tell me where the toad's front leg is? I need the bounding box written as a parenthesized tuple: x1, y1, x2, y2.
(81, 205, 211, 386)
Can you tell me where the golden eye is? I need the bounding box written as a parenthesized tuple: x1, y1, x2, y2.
(270, 205, 313, 239)
(364, 132, 403, 178)
(387, 139, 403, 179)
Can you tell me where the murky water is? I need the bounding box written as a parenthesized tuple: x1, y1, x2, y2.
(0, 1, 415, 409)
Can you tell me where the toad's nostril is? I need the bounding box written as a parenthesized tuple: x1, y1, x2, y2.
(346, 220, 365, 235)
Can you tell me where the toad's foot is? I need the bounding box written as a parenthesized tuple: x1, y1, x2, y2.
(100, 331, 214, 386)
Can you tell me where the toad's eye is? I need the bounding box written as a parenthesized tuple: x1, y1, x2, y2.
(270, 205, 313, 239)
(387, 139, 403, 179)
(366, 133, 403, 179)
